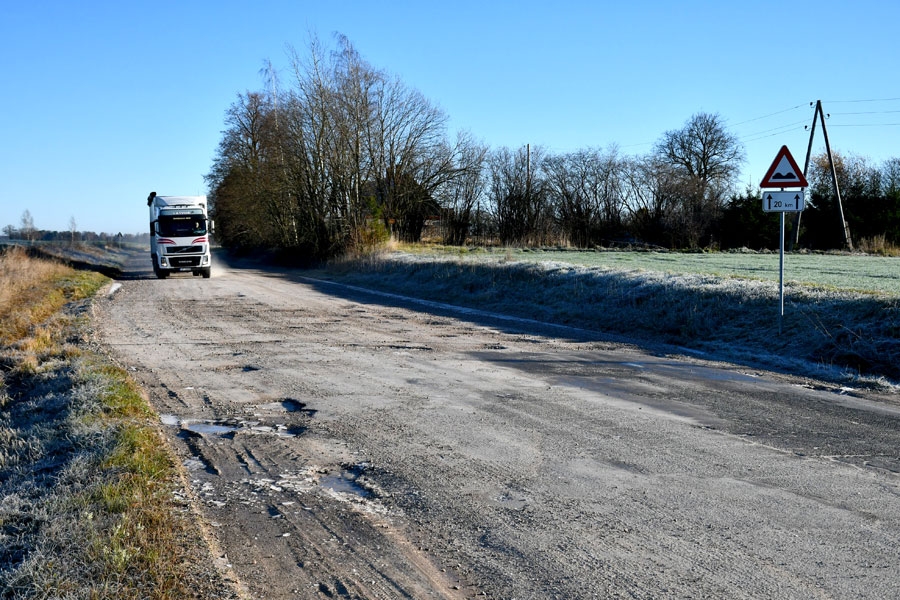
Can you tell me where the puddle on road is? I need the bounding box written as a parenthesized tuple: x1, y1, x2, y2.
(161, 416, 304, 438)
(184, 422, 238, 435)
(320, 465, 372, 499)
(320, 474, 370, 498)
(160, 396, 314, 439)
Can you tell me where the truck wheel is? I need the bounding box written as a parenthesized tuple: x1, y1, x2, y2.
(151, 254, 168, 279)
(201, 267, 211, 279)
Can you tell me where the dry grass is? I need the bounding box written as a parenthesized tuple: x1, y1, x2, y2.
(0, 247, 72, 345)
(0, 248, 237, 599)
(857, 235, 900, 257)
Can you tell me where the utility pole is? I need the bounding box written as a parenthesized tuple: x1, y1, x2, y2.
(818, 101, 853, 250)
(525, 143, 531, 198)
(790, 103, 819, 249)
(796, 100, 853, 251)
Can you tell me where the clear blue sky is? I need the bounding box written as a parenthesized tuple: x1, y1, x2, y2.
(2, 0, 898, 235)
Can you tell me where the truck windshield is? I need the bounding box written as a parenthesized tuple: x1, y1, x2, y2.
(158, 215, 207, 237)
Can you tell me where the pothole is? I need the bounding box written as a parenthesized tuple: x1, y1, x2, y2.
(320, 472, 371, 499)
(183, 422, 237, 435)
(320, 463, 374, 499)
(162, 416, 306, 438)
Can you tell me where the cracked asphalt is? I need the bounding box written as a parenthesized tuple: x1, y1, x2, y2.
(94, 250, 900, 599)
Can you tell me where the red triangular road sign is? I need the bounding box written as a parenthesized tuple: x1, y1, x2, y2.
(760, 145, 808, 188)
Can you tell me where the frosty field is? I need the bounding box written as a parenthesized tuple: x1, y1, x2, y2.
(447, 248, 900, 296)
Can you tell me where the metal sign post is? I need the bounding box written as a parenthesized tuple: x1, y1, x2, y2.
(779, 211, 785, 333)
(760, 146, 807, 334)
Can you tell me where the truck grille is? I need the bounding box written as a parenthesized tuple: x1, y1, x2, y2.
(169, 256, 202, 267)
(166, 245, 203, 254)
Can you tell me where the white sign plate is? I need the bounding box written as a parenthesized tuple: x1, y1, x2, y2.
(763, 191, 805, 212)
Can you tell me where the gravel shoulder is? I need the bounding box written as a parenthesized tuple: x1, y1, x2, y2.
(94, 251, 900, 599)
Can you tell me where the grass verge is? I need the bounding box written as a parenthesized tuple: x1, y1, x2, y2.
(0, 246, 236, 599)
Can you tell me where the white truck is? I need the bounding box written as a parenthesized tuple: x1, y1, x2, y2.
(147, 192, 213, 279)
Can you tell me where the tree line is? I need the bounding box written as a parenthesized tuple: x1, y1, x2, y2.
(206, 35, 900, 259)
(1, 211, 148, 245)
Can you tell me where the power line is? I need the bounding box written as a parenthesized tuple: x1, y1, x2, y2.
(733, 98, 900, 127)
(608, 98, 895, 155)
(822, 97, 900, 104)
(741, 127, 808, 144)
(741, 119, 809, 139)
(733, 97, 900, 143)
(830, 122, 900, 127)
(729, 104, 806, 127)
(830, 109, 900, 116)
(619, 140, 654, 149)
(729, 104, 813, 147)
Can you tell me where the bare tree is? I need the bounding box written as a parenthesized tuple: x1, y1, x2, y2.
(488, 145, 552, 245)
(655, 113, 743, 183)
(439, 132, 488, 245)
(211, 35, 761, 256)
(20, 210, 36, 241)
(363, 71, 453, 242)
(543, 147, 626, 247)
(207, 88, 311, 252)
(652, 113, 744, 247)
(882, 158, 900, 196)
(287, 34, 465, 246)
(621, 155, 684, 247)
(318, 34, 379, 248)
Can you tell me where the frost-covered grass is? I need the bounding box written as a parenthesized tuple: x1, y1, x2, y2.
(400, 245, 900, 295)
(323, 247, 900, 387)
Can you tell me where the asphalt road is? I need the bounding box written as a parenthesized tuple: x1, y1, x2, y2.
(95, 251, 900, 599)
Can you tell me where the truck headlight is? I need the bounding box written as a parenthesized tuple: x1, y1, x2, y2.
(160, 257, 169, 267)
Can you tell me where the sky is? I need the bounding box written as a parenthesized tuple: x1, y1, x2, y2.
(2, 0, 899, 235)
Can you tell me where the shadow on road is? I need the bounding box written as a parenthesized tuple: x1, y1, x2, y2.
(215, 250, 654, 348)
(212, 249, 900, 386)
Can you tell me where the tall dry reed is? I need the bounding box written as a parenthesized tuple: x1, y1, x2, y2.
(0, 247, 71, 344)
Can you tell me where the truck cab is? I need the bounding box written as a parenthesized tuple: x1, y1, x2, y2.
(148, 194, 213, 279)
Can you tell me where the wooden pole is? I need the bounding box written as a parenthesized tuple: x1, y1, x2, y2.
(818, 102, 853, 250)
(526, 143, 531, 197)
(791, 101, 820, 249)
